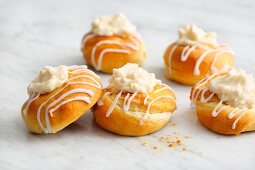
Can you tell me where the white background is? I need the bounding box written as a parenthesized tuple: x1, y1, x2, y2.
(1, 0, 255, 169)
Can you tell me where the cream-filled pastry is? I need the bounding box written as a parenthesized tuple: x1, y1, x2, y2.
(163, 25, 235, 86)
(92, 63, 176, 136)
(190, 68, 255, 135)
(81, 13, 146, 73)
(21, 65, 102, 134)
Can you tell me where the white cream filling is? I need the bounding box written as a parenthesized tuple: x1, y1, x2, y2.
(91, 13, 137, 37)
(209, 69, 255, 109)
(27, 65, 68, 96)
(108, 63, 159, 93)
(176, 25, 219, 49)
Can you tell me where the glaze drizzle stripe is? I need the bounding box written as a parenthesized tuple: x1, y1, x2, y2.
(200, 87, 215, 103)
(146, 95, 175, 114)
(168, 44, 178, 74)
(49, 96, 91, 117)
(81, 33, 96, 50)
(106, 91, 122, 117)
(232, 109, 247, 129)
(97, 92, 111, 106)
(96, 49, 130, 70)
(23, 93, 40, 116)
(211, 100, 227, 117)
(81, 33, 140, 71)
(167, 44, 233, 76)
(123, 92, 137, 112)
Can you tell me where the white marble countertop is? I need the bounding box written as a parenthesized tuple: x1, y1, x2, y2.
(1, 0, 255, 169)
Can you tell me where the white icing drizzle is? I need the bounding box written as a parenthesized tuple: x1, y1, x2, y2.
(96, 48, 130, 70)
(68, 65, 88, 70)
(128, 37, 140, 50)
(194, 47, 232, 75)
(200, 87, 215, 103)
(143, 93, 149, 105)
(146, 95, 175, 114)
(210, 50, 234, 74)
(69, 67, 100, 78)
(81, 33, 140, 71)
(153, 84, 174, 94)
(105, 91, 122, 117)
(181, 45, 197, 62)
(123, 92, 137, 112)
(140, 95, 175, 125)
(167, 44, 234, 76)
(211, 100, 227, 117)
(23, 93, 40, 116)
(24, 66, 101, 133)
(123, 93, 130, 110)
(49, 96, 91, 117)
(232, 109, 247, 129)
(168, 44, 178, 74)
(97, 92, 111, 106)
(228, 108, 241, 119)
(81, 33, 96, 50)
(190, 73, 221, 105)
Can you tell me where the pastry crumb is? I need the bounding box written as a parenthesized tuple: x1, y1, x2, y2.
(182, 147, 187, 152)
(171, 123, 177, 127)
(184, 136, 192, 139)
(142, 141, 149, 146)
(139, 122, 191, 152)
(152, 145, 158, 150)
(176, 139, 182, 145)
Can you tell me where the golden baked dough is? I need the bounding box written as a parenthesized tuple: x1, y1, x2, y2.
(21, 66, 102, 134)
(190, 73, 255, 135)
(163, 44, 235, 86)
(81, 33, 146, 73)
(92, 83, 176, 136)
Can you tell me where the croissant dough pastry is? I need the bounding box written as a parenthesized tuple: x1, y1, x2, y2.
(190, 69, 255, 135)
(81, 14, 146, 73)
(21, 65, 102, 134)
(163, 25, 235, 86)
(92, 63, 176, 136)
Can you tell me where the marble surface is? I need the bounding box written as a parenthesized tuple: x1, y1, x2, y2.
(1, 0, 255, 169)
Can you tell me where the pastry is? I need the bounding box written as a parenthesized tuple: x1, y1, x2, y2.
(21, 65, 102, 134)
(92, 63, 176, 136)
(81, 13, 146, 73)
(163, 25, 235, 86)
(190, 69, 255, 135)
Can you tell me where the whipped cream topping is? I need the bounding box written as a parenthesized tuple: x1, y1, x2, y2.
(91, 14, 137, 37)
(108, 63, 159, 93)
(176, 25, 219, 48)
(27, 65, 69, 96)
(209, 69, 255, 109)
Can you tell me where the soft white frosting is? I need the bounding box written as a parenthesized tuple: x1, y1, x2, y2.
(27, 65, 68, 96)
(209, 69, 255, 109)
(176, 25, 219, 48)
(91, 14, 137, 37)
(108, 63, 158, 93)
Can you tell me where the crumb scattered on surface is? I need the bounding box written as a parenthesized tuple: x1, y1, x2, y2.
(152, 145, 158, 150)
(139, 122, 191, 152)
(171, 123, 177, 127)
(142, 141, 149, 146)
(184, 136, 192, 139)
